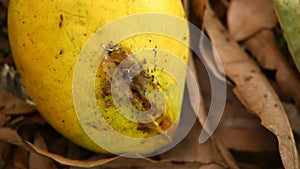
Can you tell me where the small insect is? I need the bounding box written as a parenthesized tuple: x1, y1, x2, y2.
(101, 42, 121, 59)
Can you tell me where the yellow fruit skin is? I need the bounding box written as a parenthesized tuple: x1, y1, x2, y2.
(8, 0, 189, 154)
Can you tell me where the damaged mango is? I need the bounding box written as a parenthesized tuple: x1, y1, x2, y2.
(8, 0, 189, 154)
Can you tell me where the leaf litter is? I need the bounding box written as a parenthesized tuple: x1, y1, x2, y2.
(0, 0, 300, 169)
(202, 3, 299, 169)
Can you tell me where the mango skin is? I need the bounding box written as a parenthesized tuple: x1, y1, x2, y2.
(8, 0, 189, 154)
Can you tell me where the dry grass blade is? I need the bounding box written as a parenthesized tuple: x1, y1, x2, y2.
(204, 4, 299, 169)
(26, 141, 119, 168)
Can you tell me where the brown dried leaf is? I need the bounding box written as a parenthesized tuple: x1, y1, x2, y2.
(27, 141, 119, 168)
(0, 128, 25, 147)
(0, 114, 6, 126)
(244, 29, 300, 109)
(0, 91, 35, 115)
(29, 133, 58, 169)
(213, 139, 239, 169)
(283, 102, 300, 135)
(13, 146, 29, 169)
(0, 141, 12, 165)
(0, 0, 8, 8)
(190, 56, 238, 168)
(204, 5, 298, 169)
(216, 89, 277, 152)
(191, 0, 208, 28)
(160, 122, 225, 167)
(227, 0, 277, 41)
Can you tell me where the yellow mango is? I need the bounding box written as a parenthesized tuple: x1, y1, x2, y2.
(8, 0, 189, 155)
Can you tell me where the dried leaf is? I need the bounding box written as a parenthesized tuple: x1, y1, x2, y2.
(0, 91, 35, 115)
(26, 142, 119, 168)
(204, 5, 298, 169)
(160, 122, 224, 166)
(283, 102, 300, 135)
(0, 0, 8, 8)
(216, 89, 277, 152)
(0, 128, 25, 147)
(244, 29, 300, 109)
(13, 146, 29, 169)
(0, 114, 6, 126)
(213, 139, 239, 169)
(0, 141, 12, 165)
(227, 0, 277, 41)
(191, 0, 208, 28)
(29, 133, 58, 169)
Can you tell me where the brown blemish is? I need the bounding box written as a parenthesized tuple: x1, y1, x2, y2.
(59, 49, 64, 55)
(98, 43, 173, 135)
(244, 75, 253, 82)
(157, 116, 171, 130)
(137, 123, 151, 133)
(59, 14, 63, 28)
(102, 87, 111, 96)
(225, 37, 231, 42)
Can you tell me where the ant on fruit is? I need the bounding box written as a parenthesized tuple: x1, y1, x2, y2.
(101, 42, 121, 59)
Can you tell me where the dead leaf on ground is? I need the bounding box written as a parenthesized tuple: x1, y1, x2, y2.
(215, 88, 278, 152)
(204, 4, 298, 169)
(27, 142, 119, 168)
(227, 0, 277, 41)
(0, 0, 8, 9)
(29, 133, 58, 169)
(191, 0, 208, 28)
(0, 126, 119, 168)
(13, 146, 29, 169)
(0, 128, 26, 147)
(0, 91, 35, 115)
(283, 102, 300, 135)
(244, 29, 300, 110)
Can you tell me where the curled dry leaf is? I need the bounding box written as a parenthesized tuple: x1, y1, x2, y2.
(227, 0, 277, 41)
(0, 127, 119, 168)
(244, 29, 300, 110)
(29, 133, 57, 169)
(26, 142, 119, 168)
(204, 5, 298, 169)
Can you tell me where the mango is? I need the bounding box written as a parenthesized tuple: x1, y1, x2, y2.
(8, 0, 189, 155)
